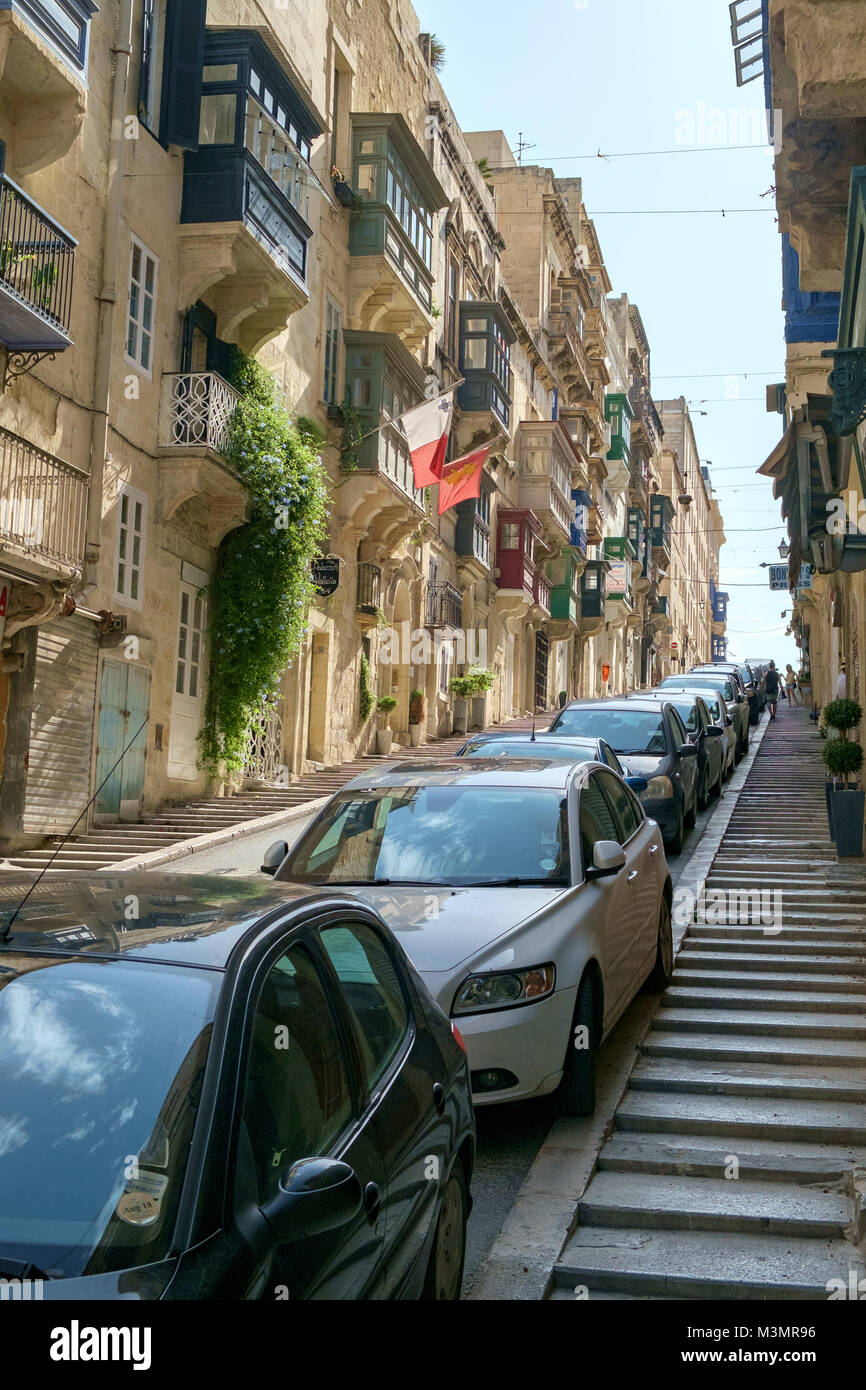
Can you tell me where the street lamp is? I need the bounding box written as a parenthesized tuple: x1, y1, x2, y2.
(778, 539, 791, 560)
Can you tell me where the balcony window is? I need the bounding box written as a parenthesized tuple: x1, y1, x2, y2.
(457, 301, 515, 427)
(342, 331, 426, 504)
(348, 115, 447, 318)
(605, 392, 633, 462)
(4, 0, 97, 77)
(500, 523, 520, 550)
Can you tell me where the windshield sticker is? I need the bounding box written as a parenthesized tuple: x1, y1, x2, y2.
(115, 1170, 169, 1227)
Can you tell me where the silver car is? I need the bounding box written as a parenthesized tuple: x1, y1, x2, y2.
(262, 758, 673, 1117)
(656, 683, 737, 781)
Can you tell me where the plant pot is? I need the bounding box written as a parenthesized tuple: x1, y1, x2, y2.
(825, 781, 838, 841)
(332, 179, 356, 208)
(470, 695, 486, 732)
(376, 728, 394, 756)
(452, 698, 468, 735)
(828, 787, 865, 857)
(409, 723, 422, 747)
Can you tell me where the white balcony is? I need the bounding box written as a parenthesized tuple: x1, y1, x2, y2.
(0, 426, 88, 578)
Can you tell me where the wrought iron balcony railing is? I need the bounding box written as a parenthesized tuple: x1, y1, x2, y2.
(357, 561, 382, 613)
(426, 580, 463, 630)
(0, 426, 88, 575)
(159, 372, 240, 456)
(0, 175, 76, 352)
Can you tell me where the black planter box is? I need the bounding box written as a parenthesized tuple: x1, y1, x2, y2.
(827, 787, 865, 858)
(332, 179, 356, 208)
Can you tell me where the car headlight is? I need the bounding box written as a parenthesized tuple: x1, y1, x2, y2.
(642, 776, 674, 800)
(452, 964, 556, 1017)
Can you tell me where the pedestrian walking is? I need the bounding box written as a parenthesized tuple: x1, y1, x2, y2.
(784, 664, 797, 706)
(836, 662, 847, 698)
(764, 661, 781, 719)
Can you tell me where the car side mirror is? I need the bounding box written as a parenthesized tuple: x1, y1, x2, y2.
(260, 1158, 363, 1242)
(679, 743, 699, 758)
(261, 840, 289, 876)
(586, 840, 626, 880)
(626, 776, 648, 794)
(706, 726, 725, 738)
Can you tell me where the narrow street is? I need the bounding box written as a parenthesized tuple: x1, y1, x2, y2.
(551, 706, 866, 1299)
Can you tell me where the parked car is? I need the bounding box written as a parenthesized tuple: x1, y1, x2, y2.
(630, 690, 726, 808)
(0, 874, 474, 1301)
(548, 698, 700, 853)
(455, 732, 649, 793)
(263, 758, 674, 1118)
(692, 661, 758, 733)
(656, 682, 738, 781)
(659, 671, 750, 762)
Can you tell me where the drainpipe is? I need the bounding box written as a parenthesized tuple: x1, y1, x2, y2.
(85, 0, 134, 572)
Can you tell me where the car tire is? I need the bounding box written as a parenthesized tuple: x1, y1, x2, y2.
(553, 972, 597, 1117)
(421, 1163, 467, 1301)
(712, 764, 724, 799)
(645, 896, 674, 992)
(665, 805, 685, 856)
(684, 791, 697, 830)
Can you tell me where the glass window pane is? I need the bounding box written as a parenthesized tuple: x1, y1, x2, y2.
(243, 946, 353, 1200)
(202, 63, 238, 82)
(198, 92, 237, 145)
(320, 924, 408, 1090)
(464, 337, 487, 370)
(355, 162, 377, 198)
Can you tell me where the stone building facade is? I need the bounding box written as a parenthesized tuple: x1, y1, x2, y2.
(0, 0, 727, 851)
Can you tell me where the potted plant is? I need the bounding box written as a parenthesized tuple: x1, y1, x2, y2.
(376, 695, 398, 756)
(798, 669, 812, 704)
(409, 688, 425, 747)
(466, 666, 495, 731)
(822, 698, 865, 856)
(449, 667, 495, 734)
(331, 166, 357, 209)
(448, 674, 473, 735)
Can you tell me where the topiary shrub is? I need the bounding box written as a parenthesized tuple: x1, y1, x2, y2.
(377, 695, 398, 726)
(409, 688, 425, 725)
(823, 738, 864, 786)
(822, 698, 862, 734)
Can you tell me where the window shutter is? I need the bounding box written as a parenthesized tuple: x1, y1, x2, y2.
(160, 0, 206, 150)
(138, 0, 154, 121)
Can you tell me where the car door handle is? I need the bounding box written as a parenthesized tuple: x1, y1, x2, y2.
(432, 1082, 446, 1113)
(628, 870, 639, 883)
(364, 1181, 381, 1221)
(649, 845, 659, 856)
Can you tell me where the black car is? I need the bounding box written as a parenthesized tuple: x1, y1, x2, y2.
(671, 669, 750, 760)
(454, 732, 649, 793)
(635, 690, 726, 809)
(549, 698, 699, 854)
(0, 874, 475, 1301)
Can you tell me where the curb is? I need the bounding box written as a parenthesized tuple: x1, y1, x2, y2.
(465, 712, 771, 1303)
(99, 796, 331, 873)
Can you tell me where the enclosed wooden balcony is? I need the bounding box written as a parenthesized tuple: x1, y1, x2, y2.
(0, 0, 92, 171)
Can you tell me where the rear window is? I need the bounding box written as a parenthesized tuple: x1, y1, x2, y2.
(553, 708, 667, 757)
(0, 957, 218, 1280)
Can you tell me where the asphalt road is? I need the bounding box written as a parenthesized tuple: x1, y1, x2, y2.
(157, 776, 733, 1295)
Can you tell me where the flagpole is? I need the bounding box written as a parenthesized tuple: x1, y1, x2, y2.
(354, 379, 465, 445)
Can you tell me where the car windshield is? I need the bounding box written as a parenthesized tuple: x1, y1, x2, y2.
(552, 708, 668, 756)
(0, 957, 219, 1280)
(663, 675, 735, 702)
(285, 785, 570, 886)
(461, 738, 598, 762)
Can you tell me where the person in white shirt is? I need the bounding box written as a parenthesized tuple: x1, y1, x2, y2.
(836, 663, 847, 699)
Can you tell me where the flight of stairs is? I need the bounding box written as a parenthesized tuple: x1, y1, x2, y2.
(551, 708, 866, 1300)
(1, 711, 556, 872)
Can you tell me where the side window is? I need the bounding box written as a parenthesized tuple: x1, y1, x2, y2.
(242, 944, 353, 1202)
(579, 773, 619, 872)
(669, 710, 687, 747)
(320, 923, 409, 1092)
(597, 770, 644, 844)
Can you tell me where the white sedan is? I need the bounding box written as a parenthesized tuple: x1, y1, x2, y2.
(261, 758, 673, 1116)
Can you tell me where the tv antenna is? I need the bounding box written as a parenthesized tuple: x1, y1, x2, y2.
(516, 132, 536, 166)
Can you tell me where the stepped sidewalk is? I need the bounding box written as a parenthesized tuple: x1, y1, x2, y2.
(550, 705, 866, 1301)
(0, 709, 556, 875)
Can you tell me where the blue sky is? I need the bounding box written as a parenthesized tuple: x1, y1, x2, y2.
(416, 0, 799, 669)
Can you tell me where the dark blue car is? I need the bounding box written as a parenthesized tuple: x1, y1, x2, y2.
(0, 874, 475, 1300)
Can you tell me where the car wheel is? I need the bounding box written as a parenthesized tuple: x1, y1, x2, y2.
(684, 790, 697, 830)
(712, 764, 724, 798)
(644, 896, 673, 992)
(665, 805, 685, 856)
(553, 972, 597, 1117)
(421, 1164, 467, 1301)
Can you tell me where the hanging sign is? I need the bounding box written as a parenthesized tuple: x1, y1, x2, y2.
(311, 556, 340, 597)
(768, 564, 788, 592)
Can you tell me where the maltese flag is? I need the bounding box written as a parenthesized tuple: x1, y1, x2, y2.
(399, 393, 454, 488)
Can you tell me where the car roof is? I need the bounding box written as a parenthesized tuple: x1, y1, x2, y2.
(561, 697, 673, 713)
(0, 873, 360, 968)
(341, 757, 580, 791)
(465, 733, 602, 748)
(637, 690, 707, 703)
(660, 683, 725, 699)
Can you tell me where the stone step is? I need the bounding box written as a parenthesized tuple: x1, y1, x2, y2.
(598, 1130, 863, 1183)
(642, 1030, 866, 1067)
(652, 1006, 866, 1039)
(553, 1228, 865, 1300)
(578, 1171, 852, 1239)
(615, 1090, 866, 1144)
(630, 1055, 866, 1103)
(673, 969, 866, 994)
(681, 940, 866, 961)
(688, 924, 866, 941)
(663, 986, 866, 1013)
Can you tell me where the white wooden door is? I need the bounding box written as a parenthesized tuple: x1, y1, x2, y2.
(167, 582, 206, 781)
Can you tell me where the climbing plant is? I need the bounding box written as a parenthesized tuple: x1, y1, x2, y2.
(199, 348, 330, 775)
(359, 650, 375, 723)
